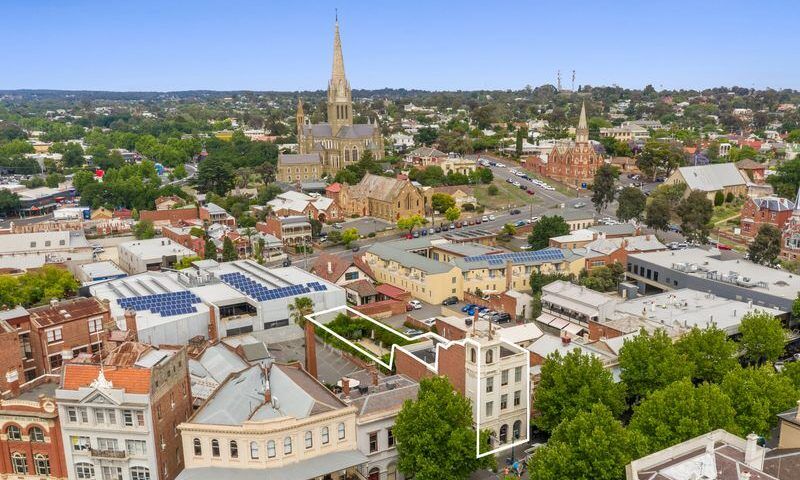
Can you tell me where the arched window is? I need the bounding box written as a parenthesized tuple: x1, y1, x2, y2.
(304, 431, 313, 449)
(337, 422, 346, 440)
(229, 440, 238, 459)
(193, 438, 202, 456)
(75, 462, 94, 479)
(249, 441, 259, 459)
(387, 463, 397, 480)
(485, 349, 494, 364)
(34, 454, 50, 475)
(513, 420, 522, 440)
(321, 426, 330, 444)
(283, 436, 292, 455)
(29, 426, 45, 442)
(352, 147, 359, 162)
(130, 466, 150, 480)
(211, 439, 220, 457)
(345, 149, 350, 163)
(499, 424, 508, 444)
(266, 440, 276, 458)
(7, 425, 21, 440)
(470, 348, 476, 363)
(11, 452, 27, 474)
(369, 467, 381, 480)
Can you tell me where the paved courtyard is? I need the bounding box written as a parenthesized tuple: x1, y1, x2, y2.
(268, 338, 363, 385)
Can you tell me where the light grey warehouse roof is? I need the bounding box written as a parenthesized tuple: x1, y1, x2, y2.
(367, 243, 455, 274)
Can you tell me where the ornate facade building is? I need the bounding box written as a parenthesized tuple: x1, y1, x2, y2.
(545, 102, 602, 188)
(338, 174, 424, 222)
(278, 19, 384, 183)
(781, 188, 800, 261)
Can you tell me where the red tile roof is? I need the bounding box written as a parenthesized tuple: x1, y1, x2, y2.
(376, 284, 407, 300)
(325, 183, 342, 193)
(311, 252, 351, 283)
(61, 364, 152, 394)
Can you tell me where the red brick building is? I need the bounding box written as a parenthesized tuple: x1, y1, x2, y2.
(0, 299, 113, 386)
(781, 189, 800, 261)
(163, 226, 207, 258)
(0, 374, 67, 479)
(544, 102, 602, 188)
(740, 196, 795, 238)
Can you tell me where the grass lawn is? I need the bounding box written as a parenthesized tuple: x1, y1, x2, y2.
(474, 182, 540, 211)
(711, 203, 742, 224)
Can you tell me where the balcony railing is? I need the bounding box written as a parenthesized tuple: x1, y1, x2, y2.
(90, 449, 128, 459)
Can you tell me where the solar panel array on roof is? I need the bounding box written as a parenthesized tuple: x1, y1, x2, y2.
(220, 272, 327, 301)
(463, 249, 565, 266)
(117, 291, 201, 317)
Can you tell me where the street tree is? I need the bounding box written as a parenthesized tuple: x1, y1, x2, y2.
(675, 326, 738, 384)
(430, 193, 456, 213)
(616, 187, 647, 222)
(533, 350, 626, 432)
(591, 164, 619, 213)
(676, 191, 713, 244)
(394, 376, 493, 480)
(580, 263, 624, 292)
(721, 365, 799, 437)
(644, 196, 671, 231)
(341, 228, 359, 247)
(0, 190, 21, 216)
(528, 404, 646, 480)
(528, 215, 570, 250)
(397, 214, 427, 234)
(196, 155, 234, 196)
(739, 311, 787, 365)
(629, 379, 739, 452)
(619, 329, 693, 401)
(444, 206, 461, 222)
(748, 224, 782, 266)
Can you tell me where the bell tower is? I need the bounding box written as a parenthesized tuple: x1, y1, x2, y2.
(327, 15, 353, 136)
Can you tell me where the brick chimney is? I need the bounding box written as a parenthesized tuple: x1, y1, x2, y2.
(341, 377, 350, 398)
(304, 321, 318, 378)
(124, 309, 139, 342)
(5, 370, 20, 397)
(264, 378, 271, 404)
(371, 368, 379, 387)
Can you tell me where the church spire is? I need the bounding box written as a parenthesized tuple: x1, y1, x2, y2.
(296, 98, 305, 138)
(332, 16, 346, 82)
(576, 101, 589, 143)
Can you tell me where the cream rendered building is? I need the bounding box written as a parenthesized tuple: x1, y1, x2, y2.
(176, 363, 368, 480)
(279, 18, 384, 182)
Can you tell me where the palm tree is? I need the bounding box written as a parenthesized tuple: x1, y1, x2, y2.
(288, 297, 314, 329)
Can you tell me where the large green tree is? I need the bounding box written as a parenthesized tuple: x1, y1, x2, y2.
(748, 224, 782, 266)
(636, 140, 685, 181)
(616, 187, 647, 222)
(430, 193, 456, 213)
(629, 379, 739, 452)
(675, 326, 738, 384)
(739, 311, 786, 365)
(196, 155, 234, 196)
(394, 376, 493, 480)
(0, 190, 21, 216)
(591, 164, 619, 213)
(528, 215, 570, 249)
(397, 214, 427, 234)
(528, 404, 646, 480)
(533, 350, 626, 432)
(676, 191, 713, 244)
(619, 329, 693, 401)
(721, 365, 798, 437)
(222, 236, 238, 261)
(581, 263, 625, 292)
(644, 196, 671, 231)
(133, 220, 155, 240)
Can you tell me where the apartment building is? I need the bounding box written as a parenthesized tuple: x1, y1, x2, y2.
(56, 342, 192, 480)
(176, 363, 367, 480)
(256, 216, 312, 247)
(0, 375, 67, 480)
(394, 323, 529, 451)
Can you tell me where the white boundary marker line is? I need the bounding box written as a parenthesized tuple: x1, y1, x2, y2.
(305, 304, 531, 459)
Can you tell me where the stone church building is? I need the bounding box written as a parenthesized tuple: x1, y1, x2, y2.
(278, 19, 384, 183)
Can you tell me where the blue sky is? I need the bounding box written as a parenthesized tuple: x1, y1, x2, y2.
(2, 0, 798, 91)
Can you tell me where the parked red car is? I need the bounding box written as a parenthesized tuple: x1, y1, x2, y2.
(717, 243, 732, 250)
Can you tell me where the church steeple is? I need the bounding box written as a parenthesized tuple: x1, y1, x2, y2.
(296, 98, 305, 138)
(576, 101, 589, 143)
(327, 15, 353, 136)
